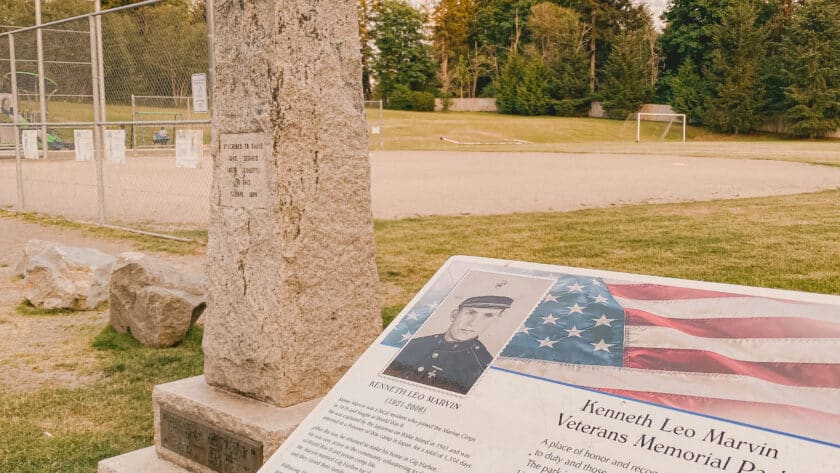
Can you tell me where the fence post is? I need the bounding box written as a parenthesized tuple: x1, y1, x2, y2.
(131, 94, 136, 149)
(206, 0, 214, 111)
(89, 15, 106, 224)
(9, 34, 24, 211)
(35, 0, 49, 159)
(95, 0, 107, 125)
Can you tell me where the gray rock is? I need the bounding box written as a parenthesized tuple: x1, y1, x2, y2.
(15, 239, 53, 277)
(22, 240, 116, 310)
(109, 252, 207, 348)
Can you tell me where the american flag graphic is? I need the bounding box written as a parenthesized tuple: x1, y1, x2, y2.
(384, 262, 840, 446)
(495, 277, 840, 446)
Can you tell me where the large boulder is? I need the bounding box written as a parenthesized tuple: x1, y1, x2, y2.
(109, 252, 207, 347)
(21, 240, 117, 310)
(15, 239, 53, 277)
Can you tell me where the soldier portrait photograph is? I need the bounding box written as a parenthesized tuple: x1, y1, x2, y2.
(383, 270, 554, 395)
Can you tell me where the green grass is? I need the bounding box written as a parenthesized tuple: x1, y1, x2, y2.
(368, 109, 784, 148)
(16, 300, 81, 317)
(2, 189, 840, 471)
(374, 188, 840, 309)
(367, 110, 839, 166)
(0, 327, 204, 473)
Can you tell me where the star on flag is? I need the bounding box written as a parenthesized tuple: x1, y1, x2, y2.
(593, 314, 616, 327)
(566, 326, 584, 338)
(568, 282, 585, 293)
(541, 313, 560, 325)
(591, 339, 613, 352)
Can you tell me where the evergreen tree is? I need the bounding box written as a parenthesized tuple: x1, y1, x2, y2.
(371, 0, 436, 102)
(669, 58, 710, 124)
(703, 0, 767, 134)
(781, 0, 840, 138)
(601, 25, 657, 119)
(527, 3, 590, 114)
(565, 0, 649, 94)
(658, 0, 731, 106)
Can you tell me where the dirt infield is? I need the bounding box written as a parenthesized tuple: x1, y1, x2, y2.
(2, 149, 840, 224)
(372, 151, 840, 218)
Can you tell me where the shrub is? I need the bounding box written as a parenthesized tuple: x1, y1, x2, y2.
(386, 85, 435, 111)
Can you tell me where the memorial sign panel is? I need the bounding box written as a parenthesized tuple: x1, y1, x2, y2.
(260, 256, 840, 473)
(218, 133, 269, 209)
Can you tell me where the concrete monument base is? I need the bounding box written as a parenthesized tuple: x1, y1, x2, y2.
(98, 376, 319, 473)
(98, 447, 184, 473)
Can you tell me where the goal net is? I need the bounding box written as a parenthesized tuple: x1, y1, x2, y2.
(635, 113, 687, 143)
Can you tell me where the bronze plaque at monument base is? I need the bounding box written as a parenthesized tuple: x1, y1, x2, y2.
(159, 408, 263, 473)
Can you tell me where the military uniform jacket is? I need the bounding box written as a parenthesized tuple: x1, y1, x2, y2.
(384, 334, 493, 395)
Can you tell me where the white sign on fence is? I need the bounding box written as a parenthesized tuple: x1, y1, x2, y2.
(74, 130, 93, 162)
(105, 129, 127, 164)
(176, 129, 203, 169)
(191, 73, 208, 113)
(21, 130, 38, 159)
(259, 256, 840, 473)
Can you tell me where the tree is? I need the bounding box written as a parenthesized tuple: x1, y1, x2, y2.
(432, 0, 476, 97)
(526, 3, 590, 114)
(494, 53, 553, 115)
(703, 0, 767, 134)
(358, 0, 375, 98)
(371, 0, 435, 102)
(781, 0, 840, 138)
(669, 57, 710, 124)
(566, 0, 649, 94)
(660, 0, 732, 77)
(601, 24, 657, 119)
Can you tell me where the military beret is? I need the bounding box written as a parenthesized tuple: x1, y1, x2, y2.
(459, 295, 513, 310)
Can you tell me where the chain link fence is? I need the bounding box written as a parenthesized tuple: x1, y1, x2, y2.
(0, 1, 388, 241)
(0, 0, 212, 240)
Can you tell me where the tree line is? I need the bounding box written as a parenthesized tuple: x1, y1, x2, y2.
(0, 0, 207, 105)
(364, 0, 840, 137)
(2, 0, 837, 137)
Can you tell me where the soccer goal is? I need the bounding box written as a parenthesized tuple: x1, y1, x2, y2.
(636, 113, 687, 143)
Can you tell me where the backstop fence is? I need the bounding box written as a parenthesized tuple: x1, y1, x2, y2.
(0, 0, 213, 240)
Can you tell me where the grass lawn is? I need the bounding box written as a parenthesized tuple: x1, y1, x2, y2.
(8, 103, 837, 166)
(2, 188, 840, 471)
(370, 110, 840, 166)
(370, 110, 737, 148)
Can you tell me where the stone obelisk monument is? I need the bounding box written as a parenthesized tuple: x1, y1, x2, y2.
(99, 1, 381, 472)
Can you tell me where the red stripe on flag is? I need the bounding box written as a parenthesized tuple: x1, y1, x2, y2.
(624, 347, 840, 388)
(625, 308, 840, 339)
(607, 284, 745, 301)
(594, 388, 840, 445)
